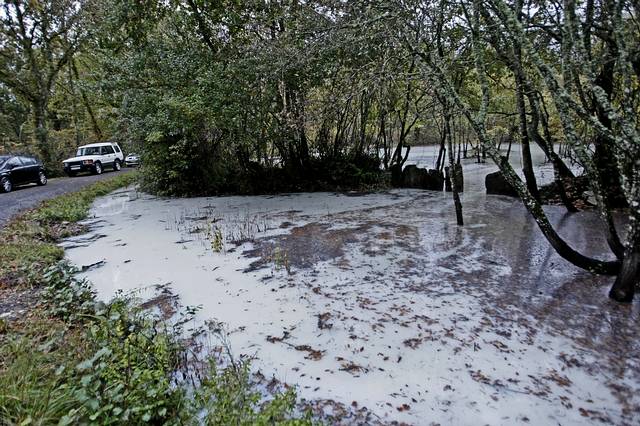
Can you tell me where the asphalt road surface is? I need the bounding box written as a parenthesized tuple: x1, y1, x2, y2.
(0, 167, 134, 228)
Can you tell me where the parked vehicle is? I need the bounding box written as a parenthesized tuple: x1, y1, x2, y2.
(62, 142, 124, 176)
(125, 153, 141, 167)
(0, 155, 47, 193)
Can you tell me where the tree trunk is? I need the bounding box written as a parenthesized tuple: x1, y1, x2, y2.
(68, 63, 82, 146)
(593, 39, 627, 208)
(513, 54, 540, 201)
(594, 138, 626, 207)
(609, 199, 640, 302)
(435, 133, 446, 170)
(72, 60, 103, 141)
(609, 250, 639, 303)
(525, 90, 578, 212)
(445, 110, 463, 225)
(609, 219, 640, 302)
(33, 100, 51, 165)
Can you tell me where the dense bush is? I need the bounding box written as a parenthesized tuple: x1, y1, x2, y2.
(140, 132, 385, 196)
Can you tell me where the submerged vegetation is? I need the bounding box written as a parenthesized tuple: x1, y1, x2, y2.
(0, 175, 310, 424)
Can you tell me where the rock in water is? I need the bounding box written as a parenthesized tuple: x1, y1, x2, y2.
(424, 169, 444, 191)
(485, 171, 518, 197)
(402, 165, 425, 188)
(400, 165, 444, 191)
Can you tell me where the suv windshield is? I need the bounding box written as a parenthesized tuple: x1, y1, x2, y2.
(77, 146, 102, 156)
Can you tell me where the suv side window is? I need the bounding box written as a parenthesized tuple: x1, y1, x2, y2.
(102, 146, 115, 155)
(8, 157, 23, 167)
(20, 157, 36, 165)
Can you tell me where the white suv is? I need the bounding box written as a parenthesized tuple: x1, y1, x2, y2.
(63, 142, 124, 176)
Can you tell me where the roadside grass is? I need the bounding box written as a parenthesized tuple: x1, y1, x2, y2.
(0, 172, 137, 286)
(0, 172, 312, 425)
(0, 315, 89, 424)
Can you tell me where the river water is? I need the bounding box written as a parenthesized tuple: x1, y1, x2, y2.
(63, 147, 639, 425)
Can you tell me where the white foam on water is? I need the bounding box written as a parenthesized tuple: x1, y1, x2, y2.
(63, 175, 638, 424)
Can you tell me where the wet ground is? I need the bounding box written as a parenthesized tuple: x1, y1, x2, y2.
(63, 150, 638, 425)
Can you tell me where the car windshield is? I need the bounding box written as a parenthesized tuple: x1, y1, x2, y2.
(128, 153, 138, 157)
(77, 146, 102, 156)
(0, 156, 9, 169)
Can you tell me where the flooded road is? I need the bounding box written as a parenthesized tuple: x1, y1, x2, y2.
(63, 151, 639, 425)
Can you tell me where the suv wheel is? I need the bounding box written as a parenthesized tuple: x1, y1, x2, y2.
(37, 171, 47, 186)
(94, 162, 103, 175)
(1, 177, 12, 193)
(113, 160, 121, 171)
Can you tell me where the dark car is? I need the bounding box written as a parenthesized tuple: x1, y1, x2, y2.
(0, 155, 48, 193)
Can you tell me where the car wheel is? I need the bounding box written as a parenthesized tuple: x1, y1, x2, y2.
(1, 177, 12, 193)
(94, 162, 103, 175)
(37, 171, 47, 186)
(113, 160, 121, 171)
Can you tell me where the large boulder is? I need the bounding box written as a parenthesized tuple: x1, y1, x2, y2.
(485, 171, 518, 197)
(402, 165, 424, 188)
(400, 165, 444, 191)
(423, 169, 445, 191)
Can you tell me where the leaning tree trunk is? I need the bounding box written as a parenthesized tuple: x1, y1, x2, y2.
(526, 91, 578, 212)
(415, 48, 621, 277)
(411, 0, 638, 301)
(67, 63, 82, 146)
(512, 12, 540, 202)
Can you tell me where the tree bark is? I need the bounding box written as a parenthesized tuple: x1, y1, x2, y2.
(609, 215, 640, 302)
(441, 93, 463, 225)
(593, 63, 627, 208)
(512, 0, 540, 202)
(33, 100, 50, 165)
(72, 60, 103, 141)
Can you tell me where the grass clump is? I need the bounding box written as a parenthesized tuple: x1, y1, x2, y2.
(196, 358, 308, 425)
(0, 315, 88, 424)
(0, 173, 312, 425)
(0, 263, 189, 425)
